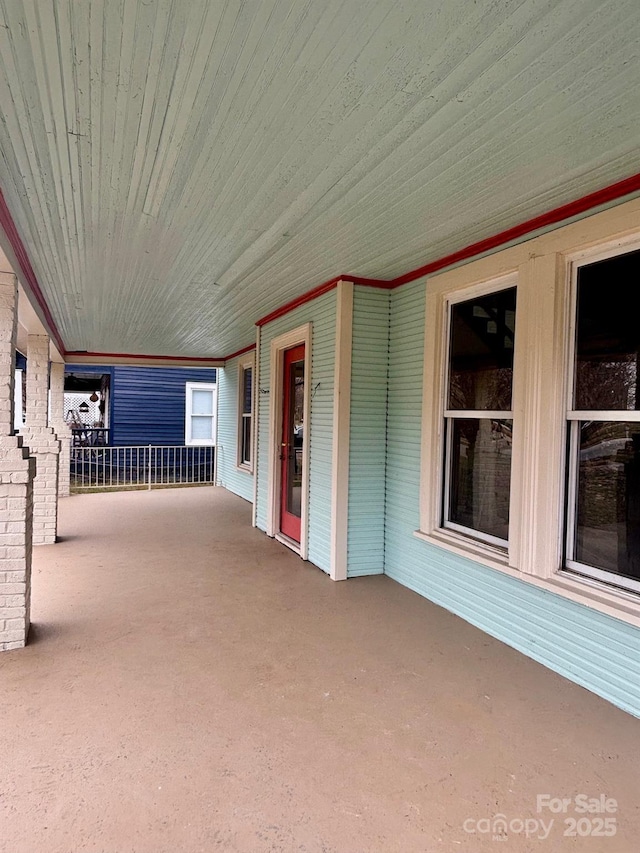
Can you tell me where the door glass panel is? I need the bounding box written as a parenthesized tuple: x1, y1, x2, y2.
(573, 421, 640, 580)
(447, 418, 512, 541)
(448, 288, 516, 411)
(286, 359, 304, 518)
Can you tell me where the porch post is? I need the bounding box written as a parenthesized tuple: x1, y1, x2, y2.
(329, 279, 353, 581)
(21, 334, 60, 545)
(0, 273, 35, 649)
(49, 362, 71, 498)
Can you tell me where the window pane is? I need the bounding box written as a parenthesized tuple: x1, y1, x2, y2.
(448, 418, 512, 542)
(575, 248, 640, 410)
(192, 389, 213, 415)
(573, 421, 640, 581)
(191, 415, 212, 440)
(241, 416, 251, 465)
(242, 367, 252, 415)
(448, 288, 516, 410)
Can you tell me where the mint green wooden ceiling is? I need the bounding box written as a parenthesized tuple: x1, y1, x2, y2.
(0, 0, 638, 357)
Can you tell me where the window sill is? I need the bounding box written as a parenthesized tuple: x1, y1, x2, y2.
(235, 463, 254, 474)
(414, 527, 511, 572)
(413, 529, 640, 629)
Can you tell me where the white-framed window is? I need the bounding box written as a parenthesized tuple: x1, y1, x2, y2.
(442, 279, 517, 550)
(185, 382, 217, 446)
(237, 354, 254, 470)
(418, 198, 640, 626)
(564, 243, 640, 597)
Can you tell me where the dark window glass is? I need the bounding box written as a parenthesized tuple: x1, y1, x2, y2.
(448, 418, 512, 542)
(448, 288, 516, 410)
(242, 367, 253, 414)
(575, 249, 640, 410)
(241, 416, 251, 465)
(573, 421, 640, 581)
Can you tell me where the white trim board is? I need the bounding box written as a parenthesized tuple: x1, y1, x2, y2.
(329, 280, 353, 581)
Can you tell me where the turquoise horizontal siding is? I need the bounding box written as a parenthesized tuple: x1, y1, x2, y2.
(384, 279, 640, 718)
(256, 290, 336, 573)
(347, 288, 389, 577)
(215, 355, 254, 503)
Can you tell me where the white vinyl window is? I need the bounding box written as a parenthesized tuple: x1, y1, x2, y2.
(418, 198, 640, 625)
(565, 245, 640, 596)
(237, 355, 254, 470)
(185, 382, 217, 446)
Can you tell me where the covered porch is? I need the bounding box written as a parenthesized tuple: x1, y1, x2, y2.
(2, 486, 638, 851)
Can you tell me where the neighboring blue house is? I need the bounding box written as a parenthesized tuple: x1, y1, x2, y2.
(64, 365, 217, 447)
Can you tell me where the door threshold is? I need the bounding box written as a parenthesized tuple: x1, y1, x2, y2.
(275, 533, 302, 556)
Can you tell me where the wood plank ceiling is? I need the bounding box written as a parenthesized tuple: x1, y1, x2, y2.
(0, 0, 639, 358)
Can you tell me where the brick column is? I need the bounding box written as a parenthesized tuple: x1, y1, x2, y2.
(21, 334, 60, 545)
(49, 362, 71, 498)
(0, 273, 35, 650)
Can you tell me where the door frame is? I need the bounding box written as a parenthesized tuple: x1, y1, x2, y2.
(267, 323, 312, 559)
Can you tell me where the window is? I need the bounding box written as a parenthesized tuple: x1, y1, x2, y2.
(565, 248, 640, 595)
(237, 356, 254, 470)
(185, 382, 217, 446)
(418, 198, 640, 624)
(443, 285, 516, 548)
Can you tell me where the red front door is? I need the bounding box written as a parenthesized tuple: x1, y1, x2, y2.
(280, 344, 305, 543)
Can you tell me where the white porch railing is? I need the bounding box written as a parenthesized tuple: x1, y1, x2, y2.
(70, 445, 215, 490)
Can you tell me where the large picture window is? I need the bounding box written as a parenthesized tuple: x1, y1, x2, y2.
(237, 356, 254, 470)
(443, 286, 516, 547)
(565, 247, 640, 594)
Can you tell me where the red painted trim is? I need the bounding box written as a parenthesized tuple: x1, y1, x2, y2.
(349, 275, 392, 288)
(66, 350, 222, 364)
(5, 170, 640, 356)
(0, 187, 66, 354)
(255, 275, 392, 326)
(223, 342, 256, 363)
(256, 276, 341, 327)
(388, 171, 640, 287)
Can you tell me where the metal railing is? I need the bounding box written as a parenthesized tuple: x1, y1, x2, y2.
(70, 445, 215, 490)
(71, 427, 111, 447)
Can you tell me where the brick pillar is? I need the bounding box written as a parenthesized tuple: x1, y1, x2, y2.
(21, 334, 60, 545)
(49, 362, 71, 498)
(0, 273, 35, 650)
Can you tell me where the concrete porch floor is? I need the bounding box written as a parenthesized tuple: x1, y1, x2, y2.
(1, 487, 639, 852)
